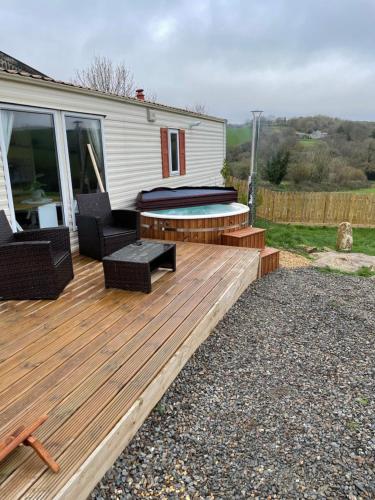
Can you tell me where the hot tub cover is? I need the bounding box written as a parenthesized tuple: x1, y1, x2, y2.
(136, 186, 238, 210)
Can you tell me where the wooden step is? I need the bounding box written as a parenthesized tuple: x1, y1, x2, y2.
(260, 247, 280, 277)
(222, 227, 266, 249)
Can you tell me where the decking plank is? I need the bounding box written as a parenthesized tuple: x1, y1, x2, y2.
(0, 248, 247, 497)
(0, 243, 203, 383)
(0, 246, 225, 433)
(0, 244, 194, 358)
(0, 246, 234, 478)
(26, 251, 259, 499)
(0, 242, 259, 499)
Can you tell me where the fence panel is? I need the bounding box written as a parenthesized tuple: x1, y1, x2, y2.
(225, 176, 248, 204)
(257, 188, 375, 227)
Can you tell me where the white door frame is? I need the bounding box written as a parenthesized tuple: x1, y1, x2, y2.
(0, 103, 70, 230)
(168, 128, 180, 176)
(61, 111, 107, 230)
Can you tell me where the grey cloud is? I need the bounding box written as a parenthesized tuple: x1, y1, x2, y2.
(1, 0, 375, 121)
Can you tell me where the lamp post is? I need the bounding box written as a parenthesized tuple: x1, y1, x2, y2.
(249, 110, 263, 225)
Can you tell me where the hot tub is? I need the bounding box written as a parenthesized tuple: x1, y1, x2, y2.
(141, 202, 249, 244)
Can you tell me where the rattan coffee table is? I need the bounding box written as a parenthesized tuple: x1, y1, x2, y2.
(103, 240, 176, 293)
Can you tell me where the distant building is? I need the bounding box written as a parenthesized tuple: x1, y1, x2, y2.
(0, 51, 48, 76)
(296, 130, 328, 140)
(309, 130, 328, 139)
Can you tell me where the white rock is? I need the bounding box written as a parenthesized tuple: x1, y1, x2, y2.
(336, 222, 353, 252)
(313, 251, 375, 273)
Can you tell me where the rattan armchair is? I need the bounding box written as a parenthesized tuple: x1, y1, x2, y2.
(76, 192, 140, 260)
(0, 210, 74, 300)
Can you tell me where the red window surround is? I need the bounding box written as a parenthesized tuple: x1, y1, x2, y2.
(160, 128, 186, 178)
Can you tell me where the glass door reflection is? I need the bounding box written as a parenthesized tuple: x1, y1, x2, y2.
(65, 116, 105, 208)
(1, 109, 64, 229)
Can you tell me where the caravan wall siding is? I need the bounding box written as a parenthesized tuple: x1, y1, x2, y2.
(0, 77, 226, 249)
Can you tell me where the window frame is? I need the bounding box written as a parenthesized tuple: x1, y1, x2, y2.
(168, 128, 180, 176)
(62, 111, 107, 229)
(0, 103, 70, 231)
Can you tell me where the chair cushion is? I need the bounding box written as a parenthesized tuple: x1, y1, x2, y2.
(102, 226, 135, 238)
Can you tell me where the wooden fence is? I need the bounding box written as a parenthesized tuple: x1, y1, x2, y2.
(257, 187, 375, 227)
(225, 176, 248, 204)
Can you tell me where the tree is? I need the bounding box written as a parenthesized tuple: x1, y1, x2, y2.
(74, 56, 136, 97)
(328, 158, 367, 186)
(337, 125, 345, 134)
(287, 162, 312, 185)
(265, 150, 290, 185)
(221, 159, 230, 182)
(310, 145, 330, 183)
(185, 103, 207, 114)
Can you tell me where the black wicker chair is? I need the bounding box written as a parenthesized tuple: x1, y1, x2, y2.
(0, 210, 74, 300)
(76, 192, 140, 260)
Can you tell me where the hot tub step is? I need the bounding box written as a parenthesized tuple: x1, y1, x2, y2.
(221, 227, 266, 249)
(260, 247, 280, 277)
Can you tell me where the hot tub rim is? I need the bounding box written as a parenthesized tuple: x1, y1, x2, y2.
(141, 202, 249, 220)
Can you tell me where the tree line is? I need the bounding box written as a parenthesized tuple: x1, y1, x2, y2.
(227, 115, 375, 191)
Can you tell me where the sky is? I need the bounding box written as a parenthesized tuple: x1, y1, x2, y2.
(1, 0, 375, 123)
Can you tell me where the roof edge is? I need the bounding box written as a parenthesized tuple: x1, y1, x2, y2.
(0, 51, 49, 77)
(0, 68, 226, 123)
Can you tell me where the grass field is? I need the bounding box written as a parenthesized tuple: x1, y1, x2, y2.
(343, 182, 375, 194)
(297, 138, 320, 149)
(256, 218, 375, 256)
(227, 125, 251, 148)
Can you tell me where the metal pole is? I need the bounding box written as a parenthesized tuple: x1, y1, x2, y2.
(249, 110, 263, 226)
(249, 113, 257, 180)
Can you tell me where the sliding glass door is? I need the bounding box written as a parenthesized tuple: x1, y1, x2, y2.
(0, 107, 106, 231)
(1, 109, 64, 229)
(65, 116, 105, 205)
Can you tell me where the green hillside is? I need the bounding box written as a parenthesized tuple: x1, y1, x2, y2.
(227, 115, 375, 190)
(227, 124, 251, 148)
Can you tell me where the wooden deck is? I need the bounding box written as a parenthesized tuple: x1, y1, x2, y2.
(0, 241, 259, 499)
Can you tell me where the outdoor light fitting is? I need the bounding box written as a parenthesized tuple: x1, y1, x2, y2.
(188, 121, 201, 129)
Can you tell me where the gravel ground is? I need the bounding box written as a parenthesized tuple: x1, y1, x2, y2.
(91, 268, 374, 499)
(279, 250, 311, 269)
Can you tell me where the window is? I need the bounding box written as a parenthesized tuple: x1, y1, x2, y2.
(168, 129, 179, 175)
(65, 115, 105, 204)
(0, 109, 64, 229)
(160, 128, 186, 178)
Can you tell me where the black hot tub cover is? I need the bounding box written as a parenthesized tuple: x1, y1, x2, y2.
(136, 186, 238, 211)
